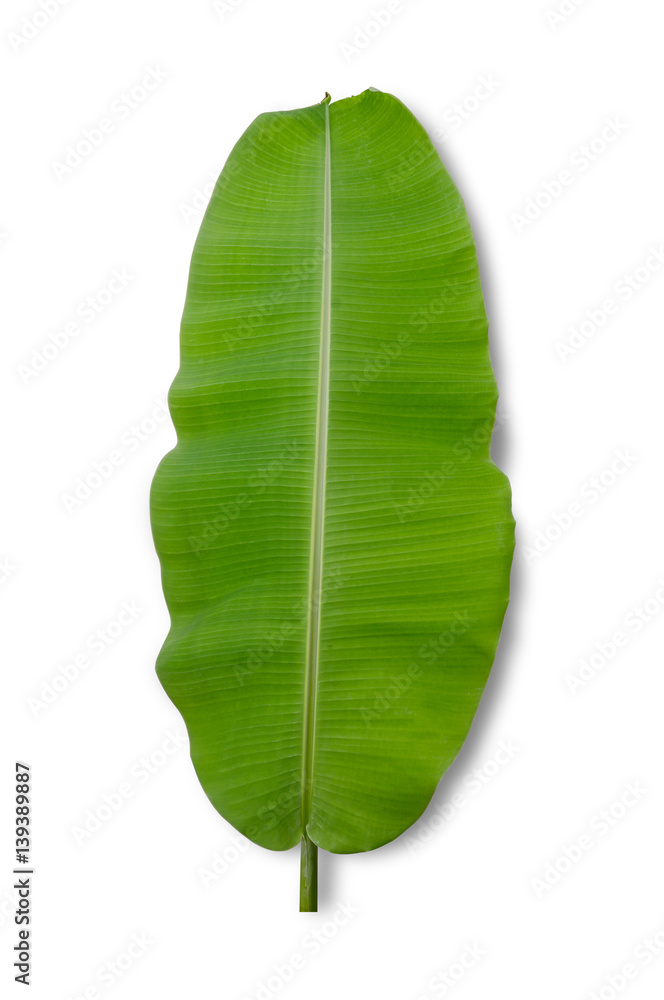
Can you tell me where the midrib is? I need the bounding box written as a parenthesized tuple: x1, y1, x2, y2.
(301, 99, 332, 833)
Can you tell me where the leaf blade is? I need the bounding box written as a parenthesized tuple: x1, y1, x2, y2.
(150, 89, 514, 856)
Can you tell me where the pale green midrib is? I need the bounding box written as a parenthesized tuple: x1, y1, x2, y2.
(301, 101, 331, 834)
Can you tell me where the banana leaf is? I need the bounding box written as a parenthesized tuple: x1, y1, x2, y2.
(150, 88, 514, 910)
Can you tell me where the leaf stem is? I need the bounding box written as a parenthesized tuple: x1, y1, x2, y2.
(299, 832, 318, 912)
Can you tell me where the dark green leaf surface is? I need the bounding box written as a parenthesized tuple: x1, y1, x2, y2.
(150, 88, 514, 855)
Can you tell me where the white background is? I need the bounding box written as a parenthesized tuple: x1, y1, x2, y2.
(2, 1, 663, 998)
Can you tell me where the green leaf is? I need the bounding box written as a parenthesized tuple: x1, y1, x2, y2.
(150, 88, 514, 906)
